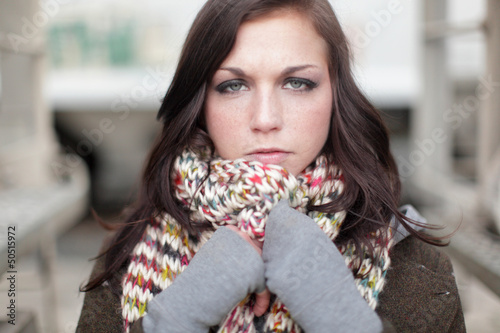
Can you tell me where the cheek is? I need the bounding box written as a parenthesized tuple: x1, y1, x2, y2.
(315, 89, 333, 136)
(206, 112, 229, 147)
(296, 95, 332, 143)
(302, 116, 330, 157)
(205, 102, 245, 158)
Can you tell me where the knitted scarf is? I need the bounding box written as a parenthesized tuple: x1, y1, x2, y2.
(121, 149, 393, 332)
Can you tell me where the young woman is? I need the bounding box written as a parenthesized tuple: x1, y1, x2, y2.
(78, 1, 465, 332)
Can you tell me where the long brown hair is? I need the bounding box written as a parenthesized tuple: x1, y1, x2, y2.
(82, 0, 439, 293)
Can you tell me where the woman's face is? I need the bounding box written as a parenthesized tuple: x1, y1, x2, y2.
(205, 10, 333, 176)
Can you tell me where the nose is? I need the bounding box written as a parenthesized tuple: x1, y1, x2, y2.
(249, 90, 283, 133)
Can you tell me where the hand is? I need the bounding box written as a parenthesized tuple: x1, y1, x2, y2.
(262, 201, 383, 333)
(226, 225, 271, 317)
(142, 227, 266, 332)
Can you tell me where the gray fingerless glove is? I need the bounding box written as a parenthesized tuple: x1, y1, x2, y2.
(262, 200, 382, 333)
(142, 226, 265, 333)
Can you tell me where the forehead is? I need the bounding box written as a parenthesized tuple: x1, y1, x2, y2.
(220, 10, 329, 69)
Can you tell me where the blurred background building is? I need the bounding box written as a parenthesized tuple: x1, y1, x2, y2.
(0, 0, 499, 332)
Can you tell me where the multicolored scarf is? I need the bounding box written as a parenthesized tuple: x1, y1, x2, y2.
(121, 149, 393, 332)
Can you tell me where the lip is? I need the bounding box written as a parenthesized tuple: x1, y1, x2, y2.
(246, 148, 291, 165)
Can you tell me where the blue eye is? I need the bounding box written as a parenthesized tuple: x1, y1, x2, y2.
(228, 82, 244, 91)
(283, 78, 317, 91)
(216, 80, 248, 93)
(288, 80, 305, 89)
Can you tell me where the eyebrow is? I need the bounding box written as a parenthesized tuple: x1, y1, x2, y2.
(219, 64, 318, 77)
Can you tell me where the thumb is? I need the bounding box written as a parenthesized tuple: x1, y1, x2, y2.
(225, 225, 263, 255)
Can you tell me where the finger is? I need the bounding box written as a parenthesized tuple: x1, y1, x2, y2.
(225, 225, 262, 255)
(254, 288, 271, 317)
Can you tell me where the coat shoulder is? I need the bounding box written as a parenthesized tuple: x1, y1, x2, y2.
(77, 236, 141, 333)
(376, 237, 466, 332)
